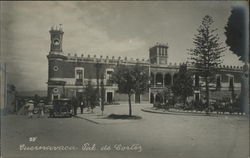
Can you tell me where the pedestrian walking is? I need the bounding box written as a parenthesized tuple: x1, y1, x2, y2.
(27, 100, 34, 119)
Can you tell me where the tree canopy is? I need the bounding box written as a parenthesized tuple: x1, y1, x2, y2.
(84, 80, 98, 110)
(172, 64, 193, 104)
(111, 64, 149, 116)
(225, 6, 248, 62)
(112, 64, 149, 96)
(188, 15, 226, 108)
(189, 15, 225, 78)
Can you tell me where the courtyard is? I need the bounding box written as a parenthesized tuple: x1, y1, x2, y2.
(1, 103, 249, 158)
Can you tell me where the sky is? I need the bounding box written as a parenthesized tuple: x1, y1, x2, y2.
(1, 1, 248, 91)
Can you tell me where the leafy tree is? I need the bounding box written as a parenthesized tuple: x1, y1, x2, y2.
(161, 88, 171, 104)
(133, 64, 150, 103)
(225, 6, 249, 114)
(172, 64, 193, 105)
(225, 6, 248, 63)
(188, 15, 226, 109)
(33, 94, 40, 106)
(84, 80, 98, 113)
(111, 64, 149, 116)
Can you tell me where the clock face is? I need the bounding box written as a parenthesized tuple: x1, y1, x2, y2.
(53, 66, 59, 71)
(53, 39, 60, 46)
(53, 88, 59, 93)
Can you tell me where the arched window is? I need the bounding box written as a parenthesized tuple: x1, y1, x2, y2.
(156, 73, 163, 86)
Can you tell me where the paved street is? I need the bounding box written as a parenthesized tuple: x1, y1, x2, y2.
(1, 104, 249, 158)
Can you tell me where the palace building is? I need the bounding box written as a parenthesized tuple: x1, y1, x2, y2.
(47, 25, 243, 104)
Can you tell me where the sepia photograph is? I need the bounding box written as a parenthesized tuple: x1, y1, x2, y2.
(0, 1, 249, 158)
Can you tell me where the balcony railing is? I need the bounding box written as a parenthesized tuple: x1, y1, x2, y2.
(75, 79, 83, 86)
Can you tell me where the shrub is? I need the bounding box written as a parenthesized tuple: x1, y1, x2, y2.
(153, 102, 161, 109)
(190, 100, 205, 111)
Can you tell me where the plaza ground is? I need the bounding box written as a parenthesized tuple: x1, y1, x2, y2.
(1, 103, 249, 158)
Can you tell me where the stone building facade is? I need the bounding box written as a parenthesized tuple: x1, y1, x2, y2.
(47, 26, 243, 104)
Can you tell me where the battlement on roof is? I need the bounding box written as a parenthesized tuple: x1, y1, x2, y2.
(65, 53, 149, 64)
(62, 53, 243, 70)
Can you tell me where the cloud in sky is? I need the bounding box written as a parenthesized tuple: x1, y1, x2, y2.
(1, 1, 248, 91)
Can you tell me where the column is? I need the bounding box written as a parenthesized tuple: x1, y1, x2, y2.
(163, 74, 165, 87)
(154, 73, 156, 87)
(153, 93, 156, 104)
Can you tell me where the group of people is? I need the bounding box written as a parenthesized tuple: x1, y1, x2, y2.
(24, 100, 45, 119)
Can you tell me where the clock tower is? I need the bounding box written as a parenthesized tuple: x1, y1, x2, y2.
(49, 24, 64, 54)
(47, 24, 66, 101)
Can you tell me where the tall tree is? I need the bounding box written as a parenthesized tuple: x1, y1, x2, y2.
(111, 64, 149, 116)
(225, 6, 249, 114)
(133, 64, 150, 103)
(172, 64, 193, 105)
(225, 6, 248, 63)
(188, 15, 226, 108)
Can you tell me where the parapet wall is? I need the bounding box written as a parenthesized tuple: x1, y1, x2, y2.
(65, 53, 149, 65)
(60, 53, 243, 71)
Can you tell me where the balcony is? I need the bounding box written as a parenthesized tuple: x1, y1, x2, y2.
(75, 79, 83, 86)
(106, 79, 114, 86)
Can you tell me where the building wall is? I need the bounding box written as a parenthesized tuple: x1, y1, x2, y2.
(48, 56, 243, 104)
(47, 26, 243, 104)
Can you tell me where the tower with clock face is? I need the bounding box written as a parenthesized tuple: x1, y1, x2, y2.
(47, 25, 66, 101)
(49, 25, 64, 54)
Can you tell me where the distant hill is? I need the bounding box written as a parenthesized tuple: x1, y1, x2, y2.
(17, 90, 47, 97)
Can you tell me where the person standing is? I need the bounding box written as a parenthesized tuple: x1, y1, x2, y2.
(24, 100, 29, 115)
(37, 100, 45, 118)
(80, 99, 85, 114)
(27, 100, 34, 119)
(71, 97, 78, 116)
